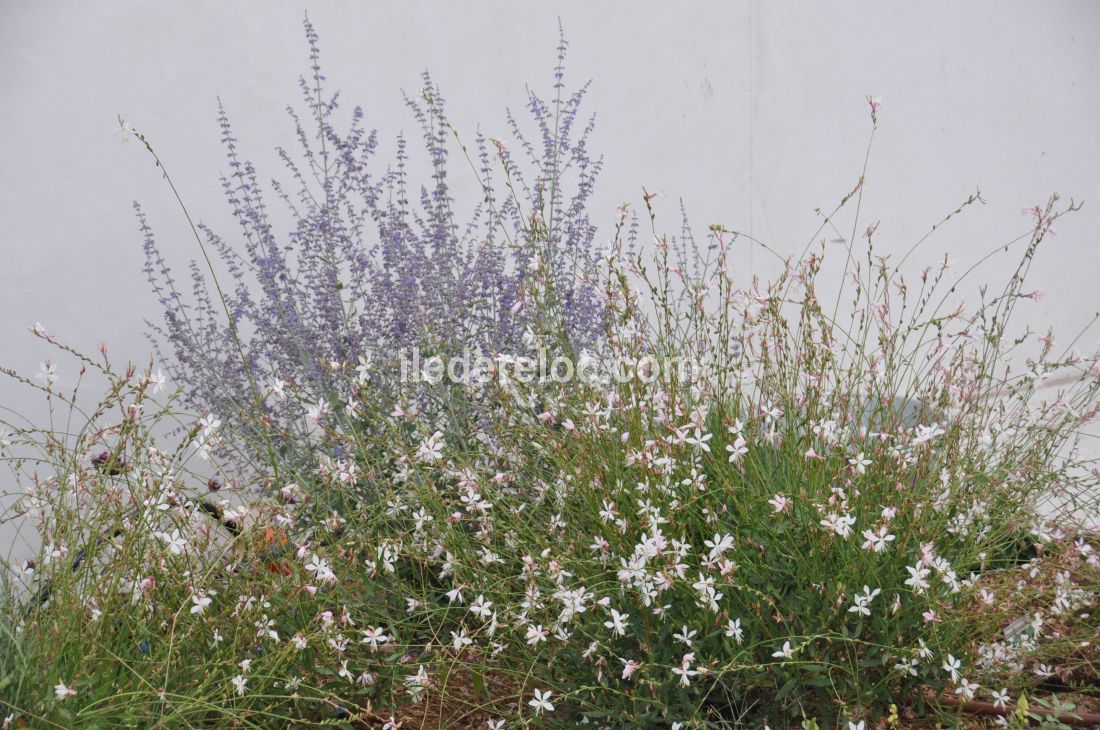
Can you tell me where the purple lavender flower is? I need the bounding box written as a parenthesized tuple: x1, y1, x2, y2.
(141, 17, 606, 457)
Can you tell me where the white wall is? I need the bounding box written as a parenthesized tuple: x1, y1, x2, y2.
(2, 1, 1098, 552)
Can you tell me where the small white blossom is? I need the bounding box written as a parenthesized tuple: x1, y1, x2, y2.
(848, 452, 872, 474)
(54, 681, 77, 699)
(671, 653, 699, 686)
(36, 361, 58, 387)
(157, 529, 189, 555)
(528, 688, 555, 715)
(417, 431, 446, 463)
(849, 586, 882, 617)
(861, 525, 896, 553)
(190, 591, 212, 615)
(604, 608, 630, 637)
(943, 654, 962, 683)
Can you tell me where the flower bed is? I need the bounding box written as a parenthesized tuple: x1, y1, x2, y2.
(1, 17, 1097, 730)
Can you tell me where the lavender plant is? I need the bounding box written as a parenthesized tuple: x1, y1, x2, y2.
(140, 18, 606, 459)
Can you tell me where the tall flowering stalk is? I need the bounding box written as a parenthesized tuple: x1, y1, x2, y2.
(140, 18, 605, 455)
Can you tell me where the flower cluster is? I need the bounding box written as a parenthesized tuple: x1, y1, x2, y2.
(140, 18, 606, 460)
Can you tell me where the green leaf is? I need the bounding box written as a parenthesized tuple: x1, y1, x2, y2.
(472, 670, 485, 700)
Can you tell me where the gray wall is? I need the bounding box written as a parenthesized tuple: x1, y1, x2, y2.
(2, 1, 1099, 552)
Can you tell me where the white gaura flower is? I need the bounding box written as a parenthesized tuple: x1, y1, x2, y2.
(704, 533, 735, 560)
(404, 665, 430, 702)
(904, 564, 931, 594)
(772, 640, 795, 659)
(528, 688, 555, 715)
(115, 115, 137, 142)
(912, 422, 944, 446)
(848, 451, 872, 474)
(954, 677, 979, 702)
(305, 399, 330, 425)
(157, 529, 189, 555)
(726, 435, 748, 462)
(304, 554, 336, 583)
(861, 525, 896, 553)
(671, 653, 699, 686)
(554, 586, 592, 622)
(54, 681, 77, 699)
(361, 626, 389, 651)
(231, 674, 248, 696)
(355, 353, 372, 385)
(268, 377, 287, 401)
(469, 594, 493, 619)
(760, 402, 783, 421)
(190, 591, 213, 615)
(603, 608, 629, 637)
(812, 418, 838, 443)
(683, 427, 713, 453)
(673, 625, 697, 647)
(416, 431, 446, 463)
(848, 586, 881, 617)
(767, 494, 789, 513)
(450, 628, 473, 651)
(36, 361, 58, 387)
(820, 512, 856, 538)
(692, 573, 723, 612)
(724, 618, 744, 644)
(942, 654, 962, 682)
(525, 624, 548, 645)
(146, 368, 166, 394)
(894, 657, 918, 676)
(598, 500, 619, 524)
(199, 414, 221, 438)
